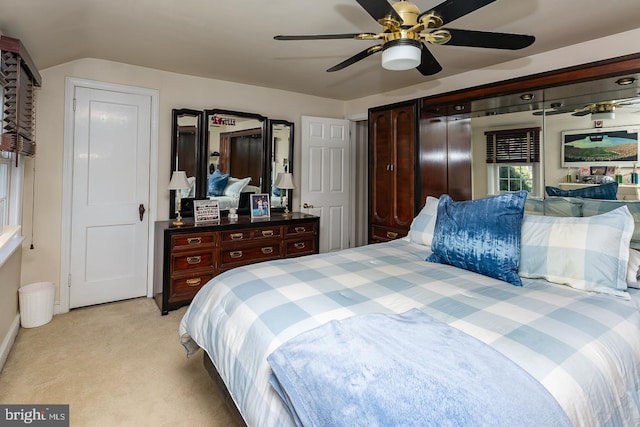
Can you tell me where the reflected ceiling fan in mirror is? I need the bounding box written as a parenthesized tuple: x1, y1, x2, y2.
(274, 0, 535, 75)
(533, 98, 640, 120)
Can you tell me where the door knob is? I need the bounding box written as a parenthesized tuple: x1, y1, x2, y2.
(139, 204, 146, 221)
(303, 203, 314, 208)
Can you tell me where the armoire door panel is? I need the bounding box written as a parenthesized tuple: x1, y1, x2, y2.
(392, 105, 416, 227)
(370, 110, 392, 224)
(446, 116, 472, 201)
(419, 108, 448, 203)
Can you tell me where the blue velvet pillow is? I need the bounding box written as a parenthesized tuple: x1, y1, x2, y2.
(545, 182, 618, 200)
(427, 191, 528, 286)
(208, 169, 229, 196)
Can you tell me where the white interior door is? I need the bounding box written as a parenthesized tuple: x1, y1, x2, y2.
(301, 116, 350, 253)
(68, 86, 151, 308)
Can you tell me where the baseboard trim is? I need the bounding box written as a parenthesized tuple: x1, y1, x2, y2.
(0, 314, 20, 373)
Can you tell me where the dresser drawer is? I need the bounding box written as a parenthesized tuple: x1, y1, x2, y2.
(168, 272, 216, 303)
(371, 225, 407, 242)
(220, 242, 281, 267)
(171, 250, 215, 273)
(220, 226, 282, 243)
(171, 232, 216, 250)
(284, 237, 316, 257)
(284, 222, 317, 237)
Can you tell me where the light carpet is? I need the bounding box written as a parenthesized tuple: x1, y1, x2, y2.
(0, 297, 239, 426)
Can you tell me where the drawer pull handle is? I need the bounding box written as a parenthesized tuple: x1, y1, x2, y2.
(295, 227, 306, 233)
(230, 233, 244, 240)
(230, 251, 243, 259)
(261, 230, 274, 237)
(187, 237, 201, 245)
(187, 256, 201, 265)
(294, 242, 306, 250)
(386, 231, 398, 239)
(261, 247, 273, 254)
(186, 278, 201, 287)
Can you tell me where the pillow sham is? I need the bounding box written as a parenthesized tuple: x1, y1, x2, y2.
(408, 196, 439, 247)
(627, 248, 640, 289)
(208, 169, 229, 196)
(427, 191, 527, 286)
(223, 177, 251, 198)
(545, 182, 618, 200)
(519, 206, 633, 298)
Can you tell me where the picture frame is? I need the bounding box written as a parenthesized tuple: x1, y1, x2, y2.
(250, 193, 270, 219)
(194, 199, 220, 224)
(561, 126, 640, 167)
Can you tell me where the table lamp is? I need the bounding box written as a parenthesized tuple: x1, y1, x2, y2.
(275, 172, 295, 217)
(169, 171, 191, 226)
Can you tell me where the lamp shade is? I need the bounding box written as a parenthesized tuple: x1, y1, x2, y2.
(275, 172, 295, 190)
(168, 171, 190, 190)
(381, 42, 421, 71)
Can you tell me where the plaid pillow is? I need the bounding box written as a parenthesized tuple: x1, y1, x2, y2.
(519, 206, 633, 298)
(409, 196, 439, 247)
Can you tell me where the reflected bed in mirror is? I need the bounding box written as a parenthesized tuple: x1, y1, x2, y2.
(204, 109, 267, 213)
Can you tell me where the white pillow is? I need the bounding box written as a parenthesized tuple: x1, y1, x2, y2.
(223, 177, 251, 198)
(519, 206, 634, 298)
(627, 248, 640, 289)
(408, 196, 439, 247)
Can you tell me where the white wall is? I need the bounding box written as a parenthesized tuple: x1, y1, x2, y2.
(20, 58, 345, 304)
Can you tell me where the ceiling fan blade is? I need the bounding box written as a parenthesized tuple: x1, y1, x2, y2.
(442, 28, 535, 50)
(327, 46, 381, 72)
(571, 110, 592, 117)
(616, 97, 640, 106)
(532, 109, 571, 116)
(355, 0, 402, 23)
(274, 33, 371, 41)
(416, 43, 443, 76)
(429, 0, 496, 25)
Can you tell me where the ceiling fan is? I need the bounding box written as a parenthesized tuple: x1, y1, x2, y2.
(274, 0, 535, 75)
(533, 98, 640, 120)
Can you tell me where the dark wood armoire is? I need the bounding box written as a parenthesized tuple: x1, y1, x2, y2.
(369, 101, 419, 243)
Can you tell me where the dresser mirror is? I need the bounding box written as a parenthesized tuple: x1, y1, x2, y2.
(170, 109, 203, 219)
(269, 119, 294, 211)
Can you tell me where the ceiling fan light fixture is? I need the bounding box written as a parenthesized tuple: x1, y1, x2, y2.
(381, 40, 421, 71)
(591, 111, 615, 121)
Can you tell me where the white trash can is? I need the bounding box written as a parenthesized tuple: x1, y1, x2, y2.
(18, 282, 55, 328)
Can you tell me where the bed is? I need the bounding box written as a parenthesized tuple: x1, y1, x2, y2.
(179, 192, 640, 426)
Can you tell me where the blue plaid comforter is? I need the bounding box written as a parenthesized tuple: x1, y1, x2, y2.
(179, 239, 640, 427)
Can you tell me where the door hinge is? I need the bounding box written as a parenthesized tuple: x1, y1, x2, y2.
(72, 98, 76, 112)
(67, 274, 72, 287)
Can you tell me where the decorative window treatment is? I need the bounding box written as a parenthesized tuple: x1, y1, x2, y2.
(485, 127, 541, 163)
(0, 36, 41, 161)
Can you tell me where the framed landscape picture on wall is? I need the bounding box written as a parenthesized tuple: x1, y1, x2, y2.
(561, 126, 640, 167)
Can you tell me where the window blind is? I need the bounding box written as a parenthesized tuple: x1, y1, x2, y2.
(485, 127, 541, 164)
(0, 36, 41, 160)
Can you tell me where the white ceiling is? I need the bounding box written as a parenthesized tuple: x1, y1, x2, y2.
(1, 0, 639, 101)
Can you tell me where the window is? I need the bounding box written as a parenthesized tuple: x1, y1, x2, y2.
(486, 127, 541, 196)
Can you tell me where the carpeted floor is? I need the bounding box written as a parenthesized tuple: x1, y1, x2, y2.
(0, 297, 239, 426)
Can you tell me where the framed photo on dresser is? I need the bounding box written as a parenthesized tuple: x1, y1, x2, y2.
(194, 199, 220, 224)
(250, 194, 270, 219)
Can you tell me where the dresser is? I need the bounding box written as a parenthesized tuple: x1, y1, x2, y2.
(153, 212, 319, 314)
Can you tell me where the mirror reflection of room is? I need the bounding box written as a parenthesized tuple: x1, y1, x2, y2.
(271, 123, 291, 209)
(206, 112, 264, 211)
(173, 113, 199, 212)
